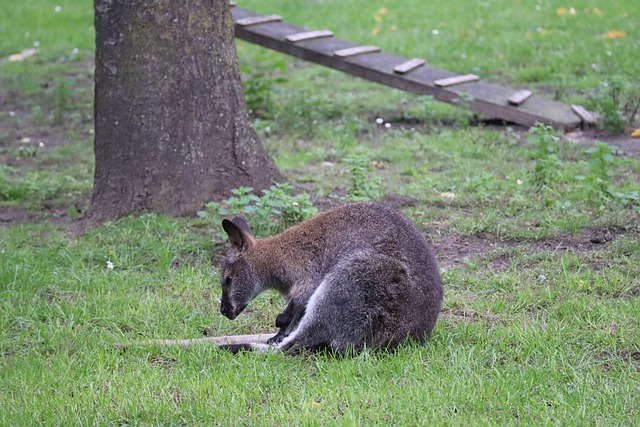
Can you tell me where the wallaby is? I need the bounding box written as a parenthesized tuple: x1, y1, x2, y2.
(219, 201, 443, 354)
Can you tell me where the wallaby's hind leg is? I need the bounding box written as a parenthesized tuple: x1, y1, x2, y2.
(276, 253, 412, 354)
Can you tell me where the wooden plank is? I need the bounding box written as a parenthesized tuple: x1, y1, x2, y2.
(231, 7, 582, 130)
(508, 90, 533, 106)
(236, 15, 282, 27)
(334, 45, 381, 58)
(434, 74, 480, 87)
(571, 104, 597, 124)
(393, 58, 426, 74)
(286, 30, 333, 43)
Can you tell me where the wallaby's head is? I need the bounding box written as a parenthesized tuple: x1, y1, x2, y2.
(219, 217, 263, 320)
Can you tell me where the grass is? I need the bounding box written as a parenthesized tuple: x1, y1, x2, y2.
(1, 0, 640, 425)
(2, 217, 639, 425)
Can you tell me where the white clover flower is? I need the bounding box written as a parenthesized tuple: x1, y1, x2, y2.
(54, 6, 62, 12)
(106, 261, 114, 270)
(375, 117, 384, 124)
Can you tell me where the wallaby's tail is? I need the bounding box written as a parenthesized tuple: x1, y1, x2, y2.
(114, 333, 276, 351)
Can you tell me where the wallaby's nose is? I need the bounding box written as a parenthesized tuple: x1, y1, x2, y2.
(220, 301, 236, 320)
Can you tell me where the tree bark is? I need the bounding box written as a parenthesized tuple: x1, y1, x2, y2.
(89, 0, 283, 224)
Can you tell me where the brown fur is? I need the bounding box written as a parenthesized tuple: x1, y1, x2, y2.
(220, 202, 443, 354)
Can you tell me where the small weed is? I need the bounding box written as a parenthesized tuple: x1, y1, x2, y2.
(30, 105, 46, 126)
(14, 142, 39, 160)
(240, 51, 287, 118)
(584, 141, 616, 195)
(199, 183, 317, 237)
(0, 169, 33, 202)
(592, 77, 640, 135)
(0, 165, 17, 200)
(52, 78, 70, 126)
(463, 172, 497, 202)
(342, 154, 382, 201)
(528, 123, 563, 187)
(451, 92, 476, 128)
(575, 142, 639, 210)
(273, 91, 325, 136)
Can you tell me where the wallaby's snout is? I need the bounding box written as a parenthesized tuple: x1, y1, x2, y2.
(219, 295, 247, 320)
(219, 299, 235, 319)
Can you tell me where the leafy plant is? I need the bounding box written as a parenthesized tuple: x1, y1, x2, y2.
(575, 141, 639, 210)
(30, 105, 46, 126)
(528, 123, 563, 187)
(463, 172, 497, 202)
(52, 78, 70, 126)
(240, 51, 287, 118)
(272, 91, 326, 136)
(584, 141, 616, 195)
(451, 92, 476, 128)
(592, 77, 640, 135)
(342, 154, 382, 201)
(198, 183, 317, 237)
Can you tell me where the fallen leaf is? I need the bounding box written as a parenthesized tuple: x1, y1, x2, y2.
(632, 128, 640, 138)
(600, 30, 626, 39)
(440, 192, 456, 201)
(7, 48, 37, 62)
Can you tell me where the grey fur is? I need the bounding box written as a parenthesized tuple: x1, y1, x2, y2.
(219, 202, 443, 354)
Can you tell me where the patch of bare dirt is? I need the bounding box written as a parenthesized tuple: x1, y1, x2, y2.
(432, 228, 633, 271)
(0, 202, 85, 227)
(0, 206, 42, 224)
(564, 128, 640, 157)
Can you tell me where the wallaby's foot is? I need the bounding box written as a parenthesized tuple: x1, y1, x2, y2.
(267, 330, 286, 344)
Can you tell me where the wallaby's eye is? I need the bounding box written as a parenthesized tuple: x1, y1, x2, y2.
(224, 276, 232, 287)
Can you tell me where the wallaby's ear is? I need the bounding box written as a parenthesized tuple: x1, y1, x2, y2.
(222, 217, 255, 251)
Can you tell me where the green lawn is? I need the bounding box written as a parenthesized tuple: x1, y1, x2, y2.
(1, 0, 639, 425)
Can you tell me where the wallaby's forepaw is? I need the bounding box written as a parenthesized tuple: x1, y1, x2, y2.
(267, 331, 286, 345)
(275, 311, 291, 328)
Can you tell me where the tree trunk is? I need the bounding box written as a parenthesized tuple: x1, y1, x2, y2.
(89, 0, 283, 225)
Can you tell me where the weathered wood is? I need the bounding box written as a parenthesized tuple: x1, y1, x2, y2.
(508, 90, 533, 106)
(394, 58, 426, 74)
(286, 30, 333, 43)
(434, 74, 480, 87)
(231, 7, 584, 130)
(571, 104, 597, 125)
(334, 45, 381, 58)
(236, 15, 282, 27)
(229, 2, 236, 7)
(114, 333, 276, 349)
